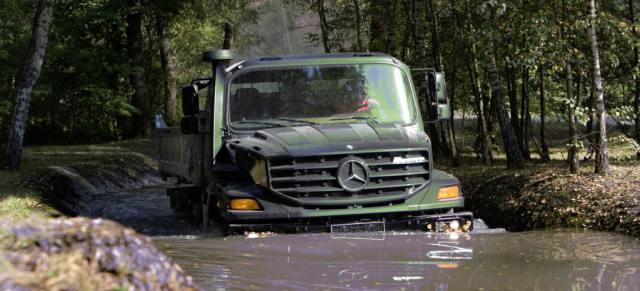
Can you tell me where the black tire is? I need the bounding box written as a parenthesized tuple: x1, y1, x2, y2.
(203, 194, 228, 234)
(192, 202, 203, 225)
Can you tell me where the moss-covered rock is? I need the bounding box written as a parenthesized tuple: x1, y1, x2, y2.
(0, 217, 201, 290)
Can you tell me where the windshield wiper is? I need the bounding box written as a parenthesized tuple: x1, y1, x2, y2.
(235, 120, 286, 128)
(276, 118, 319, 125)
(329, 116, 380, 123)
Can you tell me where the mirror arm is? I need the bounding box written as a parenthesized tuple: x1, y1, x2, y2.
(191, 77, 213, 89)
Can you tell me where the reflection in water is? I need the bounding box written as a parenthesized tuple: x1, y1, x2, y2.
(155, 229, 640, 290)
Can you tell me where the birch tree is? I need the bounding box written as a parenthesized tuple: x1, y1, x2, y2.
(588, 0, 609, 174)
(1, 0, 54, 170)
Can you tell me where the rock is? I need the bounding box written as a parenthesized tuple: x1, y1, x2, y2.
(0, 217, 201, 291)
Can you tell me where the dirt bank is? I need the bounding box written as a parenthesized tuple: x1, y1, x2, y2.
(21, 154, 163, 216)
(0, 217, 200, 290)
(456, 162, 640, 237)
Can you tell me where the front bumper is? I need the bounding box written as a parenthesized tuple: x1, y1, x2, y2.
(227, 211, 473, 235)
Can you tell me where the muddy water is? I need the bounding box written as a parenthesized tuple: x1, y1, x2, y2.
(92, 186, 640, 290)
(90, 185, 200, 236)
(155, 230, 640, 290)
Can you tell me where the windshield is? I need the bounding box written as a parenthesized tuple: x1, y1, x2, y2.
(228, 64, 417, 130)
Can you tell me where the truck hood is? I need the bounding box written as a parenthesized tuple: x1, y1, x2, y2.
(230, 123, 430, 157)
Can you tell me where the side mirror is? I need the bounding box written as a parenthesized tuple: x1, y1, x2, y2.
(182, 85, 199, 116)
(428, 72, 446, 104)
(433, 103, 450, 121)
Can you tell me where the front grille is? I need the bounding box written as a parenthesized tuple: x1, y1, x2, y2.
(267, 151, 430, 206)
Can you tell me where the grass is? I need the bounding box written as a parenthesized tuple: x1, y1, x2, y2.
(0, 138, 157, 221)
(0, 170, 51, 220)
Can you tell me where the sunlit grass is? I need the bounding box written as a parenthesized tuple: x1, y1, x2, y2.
(0, 192, 47, 220)
(0, 170, 51, 220)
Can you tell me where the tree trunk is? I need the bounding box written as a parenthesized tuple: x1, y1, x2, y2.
(158, 26, 177, 124)
(127, 0, 151, 137)
(317, 0, 330, 53)
(464, 0, 490, 164)
(587, 82, 595, 147)
(428, 0, 443, 71)
(414, 0, 441, 155)
(484, 82, 495, 163)
(223, 22, 234, 50)
(448, 61, 460, 166)
(635, 47, 640, 159)
(576, 63, 584, 110)
(588, 0, 609, 173)
(506, 58, 521, 151)
(630, 0, 640, 158)
(400, 0, 410, 60)
(354, 0, 363, 51)
(483, 3, 524, 169)
(539, 62, 551, 162)
(428, 0, 453, 156)
(1, 0, 54, 171)
(566, 63, 579, 173)
(385, 0, 398, 56)
(414, 0, 427, 120)
(521, 65, 532, 159)
(562, 0, 578, 173)
(518, 0, 531, 160)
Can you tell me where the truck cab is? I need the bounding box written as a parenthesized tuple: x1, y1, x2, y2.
(157, 50, 472, 234)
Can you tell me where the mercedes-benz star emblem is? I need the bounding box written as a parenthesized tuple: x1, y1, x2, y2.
(337, 157, 370, 192)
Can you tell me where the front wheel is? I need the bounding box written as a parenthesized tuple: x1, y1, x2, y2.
(203, 194, 228, 234)
(192, 202, 203, 225)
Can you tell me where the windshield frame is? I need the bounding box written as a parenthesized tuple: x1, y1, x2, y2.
(224, 61, 419, 132)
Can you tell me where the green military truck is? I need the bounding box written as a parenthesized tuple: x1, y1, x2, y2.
(156, 50, 473, 234)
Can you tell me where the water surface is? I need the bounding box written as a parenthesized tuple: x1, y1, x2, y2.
(92, 185, 640, 290)
(155, 229, 640, 290)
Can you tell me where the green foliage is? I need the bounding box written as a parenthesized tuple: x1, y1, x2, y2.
(0, 0, 639, 154)
(0, 0, 38, 127)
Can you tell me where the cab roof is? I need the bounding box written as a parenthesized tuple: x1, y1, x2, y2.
(228, 52, 404, 72)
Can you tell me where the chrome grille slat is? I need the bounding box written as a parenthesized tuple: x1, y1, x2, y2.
(269, 161, 339, 171)
(298, 194, 409, 205)
(270, 173, 335, 183)
(370, 168, 428, 178)
(267, 150, 430, 206)
(277, 186, 344, 193)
